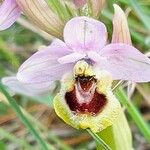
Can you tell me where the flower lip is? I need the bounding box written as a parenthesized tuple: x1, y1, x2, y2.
(65, 75, 107, 115)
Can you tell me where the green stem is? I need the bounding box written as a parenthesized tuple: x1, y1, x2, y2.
(87, 129, 112, 150)
(0, 82, 52, 150)
(115, 88, 150, 143)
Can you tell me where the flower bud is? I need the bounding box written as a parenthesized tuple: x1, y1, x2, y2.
(16, 0, 64, 38)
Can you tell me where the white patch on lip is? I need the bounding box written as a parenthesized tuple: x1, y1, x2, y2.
(75, 80, 96, 105)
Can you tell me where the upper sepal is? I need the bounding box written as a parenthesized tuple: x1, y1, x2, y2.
(64, 16, 107, 51)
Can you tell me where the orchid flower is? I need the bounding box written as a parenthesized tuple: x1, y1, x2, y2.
(2, 5, 150, 133)
(0, 0, 64, 38)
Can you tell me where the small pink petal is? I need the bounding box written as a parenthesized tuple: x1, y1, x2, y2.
(0, 0, 21, 30)
(98, 43, 150, 82)
(73, 0, 86, 8)
(64, 16, 107, 52)
(2, 77, 54, 96)
(112, 4, 131, 44)
(17, 44, 74, 87)
(58, 52, 86, 64)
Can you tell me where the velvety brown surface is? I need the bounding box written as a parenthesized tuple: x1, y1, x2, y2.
(65, 76, 107, 115)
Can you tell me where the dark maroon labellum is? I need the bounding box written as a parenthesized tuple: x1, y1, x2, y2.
(65, 76, 107, 115)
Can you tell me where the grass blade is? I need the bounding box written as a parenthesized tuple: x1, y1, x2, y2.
(126, 0, 150, 30)
(46, 0, 70, 21)
(0, 82, 52, 150)
(87, 129, 112, 150)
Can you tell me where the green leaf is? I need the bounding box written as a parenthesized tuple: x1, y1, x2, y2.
(115, 88, 150, 143)
(97, 110, 133, 150)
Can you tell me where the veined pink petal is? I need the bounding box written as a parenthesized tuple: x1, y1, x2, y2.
(112, 4, 131, 44)
(64, 17, 107, 52)
(73, 0, 86, 8)
(98, 43, 150, 82)
(17, 43, 74, 87)
(0, 0, 21, 30)
(19, 41, 71, 72)
(58, 52, 86, 64)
